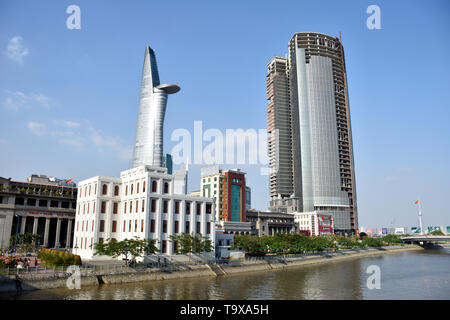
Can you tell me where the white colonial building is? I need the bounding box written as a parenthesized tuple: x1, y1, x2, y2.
(72, 165, 215, 260)
(293, 211, 334, 237)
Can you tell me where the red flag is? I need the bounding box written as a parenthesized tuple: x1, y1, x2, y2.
(66, 179, 73, 183)
(415, 200, 419, 204)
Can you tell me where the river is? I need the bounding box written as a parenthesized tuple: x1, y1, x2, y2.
(2, 248, 449, 300)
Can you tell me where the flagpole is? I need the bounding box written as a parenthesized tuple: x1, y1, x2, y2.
(418, 198, 424, 235)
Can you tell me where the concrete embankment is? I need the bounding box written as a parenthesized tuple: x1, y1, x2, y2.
(0, 244, 445, 293)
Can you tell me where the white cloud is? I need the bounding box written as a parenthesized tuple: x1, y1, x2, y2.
(2, 90, 50, 111)
(25, 119, 131, 162)
(7, 36, 29, 64)
(27, 122, 47, 136)
(53, 120, 81, 128)
(58, 138, 84, 150)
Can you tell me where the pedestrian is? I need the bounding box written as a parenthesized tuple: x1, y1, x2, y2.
(34, 258, 38, 267)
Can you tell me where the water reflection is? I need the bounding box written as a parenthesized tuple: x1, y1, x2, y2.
(2, 249, 449, 300)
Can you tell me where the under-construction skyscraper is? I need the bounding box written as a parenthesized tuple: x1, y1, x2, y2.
(267, 32, 358, 234)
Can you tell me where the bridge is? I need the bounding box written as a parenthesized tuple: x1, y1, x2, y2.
(401, 235, 450, 245)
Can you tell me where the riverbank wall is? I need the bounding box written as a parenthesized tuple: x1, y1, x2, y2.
(1, 244, 446, 293)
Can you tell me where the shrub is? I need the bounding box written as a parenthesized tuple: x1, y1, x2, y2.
(37, 248, 82, 266)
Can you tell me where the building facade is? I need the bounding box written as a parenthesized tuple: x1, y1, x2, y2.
(201, 166, 246, 223)
(246, 210, 297, 236)
(267, 32, 358, 235)
(293, 211, 334, 236)
(0, 175, 77, 250)
(73, 165, 215, 260)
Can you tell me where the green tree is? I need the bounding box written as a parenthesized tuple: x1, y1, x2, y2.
(94, 237, 158, 264)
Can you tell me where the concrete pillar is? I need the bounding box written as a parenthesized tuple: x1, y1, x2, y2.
(66, 219, 72, 248)
(32, 217, 38, 234)
(43, 218, 50, 247)
(55, 218, 61, 248)
(20, 216, 26, 234)
(0, 214, 13, 250)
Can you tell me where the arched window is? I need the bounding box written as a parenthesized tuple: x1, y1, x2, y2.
(152, 181, 157, 193)
(114, 186, 119, 196)
(164, 182, 169, 194)
(102, 184, 107, 195)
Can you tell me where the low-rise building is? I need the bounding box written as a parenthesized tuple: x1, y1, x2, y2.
(0, 175, 77, 250)
(246, 210, 297, 236)
(293, 211, 334, 236)
(72, 165, 215, 260)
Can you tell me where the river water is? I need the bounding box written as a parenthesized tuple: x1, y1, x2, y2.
(2, 248, 450, 300)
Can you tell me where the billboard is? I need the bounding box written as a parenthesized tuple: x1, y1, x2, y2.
(394, 227, 405, 235)
(411, 227, 421, 234)
(382, 228, 388, 235)
(427, 226, 441, 233)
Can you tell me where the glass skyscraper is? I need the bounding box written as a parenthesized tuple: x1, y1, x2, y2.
(132, 45, 180, 168)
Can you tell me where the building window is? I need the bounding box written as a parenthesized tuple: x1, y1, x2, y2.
(123, 221, 126, 232)
(102, 184, 107, 195)
(112, 221, 117, 233)
(207, 223, 211, 234)
(141, 219, 144, 232)
(129, 220, 131, 232)
(162, 240, 167, 253)
(113, 202, 118, 214)
(185, 221, 190, 233)
(175, 220, 179, 233)
(196, 221, 201, 234)
(163, 220, 167, 233)
(136, 200, 138, 213)
(174, 241, 178, 252)
(92, 220, 94, 232)
(94, 184, 97, 195)
(151, 199, 157, 212)
(142, 199, 145, 212)
(131, 184, 134, 195)
(137, 183, 140, 194)
(143, 181, 146, 193)
(124, 201, 127, 213)
(114, 186, 119, 196)
(93, 202, 95, 213)
(152, 181, 157, 193)
(196, 203, 201, 215)
(150, 219, 155, 233)
(206, 203, 212, 214)
(100, 220, 105, 232)
(101, 201, 106, 214)
(129, 201, 132, 213)
(135, 220, 137, 232)
(164, 182, 169, 194)
(163, 200, 168, 213)
(125, 185, 128, 196)
(185, 202, 191, 215)
(89, 185, 91, 196)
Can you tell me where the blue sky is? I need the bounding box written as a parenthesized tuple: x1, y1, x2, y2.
(1, 0, 449, 230)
